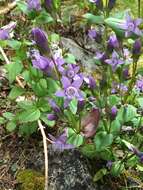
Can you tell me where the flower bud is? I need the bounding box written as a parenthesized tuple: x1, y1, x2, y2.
(88, 29, 102, 43)
(132, 39, 142, 60)
(107, 34, 119, 50)
(31, 28, 50, 55)
(108, 0, 116, 10)
(47, 113, 57, 121)
(44, 0, 52, 9)
(111, 106, 117, 118)
(27, 0, 41, 11)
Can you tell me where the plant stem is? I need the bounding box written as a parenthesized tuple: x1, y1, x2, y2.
(38, 120, 49, 190)
(138, 0, 141, 17)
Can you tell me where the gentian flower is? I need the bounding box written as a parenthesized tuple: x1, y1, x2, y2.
(44, 0, 52, 9)
(132, 39, 142, 59)
(0, 22, 16, 40)
(88, 29, 102, 43)
(49, 99, 61, 113)
(118, 83, 128, 92)
(119, 13, 142, 37)
(62, 64, 80, 80)
(55, 76, 83, 107)
(123, 68, 129, 79)
(95, 52, 108, 63)
(84, 75, 96, 89)
(111, 106, 117, 118)
(108, 0, 116, 10)
(47, 113, 57, 121)
(27, 0, 41, 11)
(136, 78, 143, 92)
(107, 34, 119, 50)
(54, 57, 65, 73)
(31, 28, 49, 54)
(48, 130, 74, 151)
(105, 51, 124, 71)
(32, 51, 53, 73)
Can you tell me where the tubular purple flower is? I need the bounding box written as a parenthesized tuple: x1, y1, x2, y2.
(0, 22, 16, 40)
(111, 106, 117, 117)
(123, 68, 129, 79)
(108, 0, 116, 10)
(45, 0, 52, 9)
(48, 99, 61, 113)
(27, 0, 41, 11)
(107, 34, 119, 50)
(136, 78, 143, 92)
(48, 130, 74, 151)
(32, 51, 53, 73)
(47, 113, 57, 121)
(84, 76, 96, 89)
(31, 28, 49, 54)
(132, 39, 142, 58)
(119, 13, 142, 37)
(105, 51, 124, 71)
(55, 76, 83, 106)
(62, 64, 80, 80)
(88, 29, 102, 43)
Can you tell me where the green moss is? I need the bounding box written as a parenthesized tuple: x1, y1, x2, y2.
(16, 169, 45, 190)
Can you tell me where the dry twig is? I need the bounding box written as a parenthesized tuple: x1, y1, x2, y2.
(38, 120, 49, 190)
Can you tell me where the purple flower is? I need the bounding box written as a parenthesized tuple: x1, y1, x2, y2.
(62, 64, 80, 80)
(88, 29, 102, 43)
(0, 22, 16, 40)
(54, 57, 65, 73)
(44, 0, 52, 9)
(108, 0, 116, 10)
(47, 113, 57, 121)
(48, 130, 74, 151)
(118, 83, 128, 92)
(106, 161, 113, 169)
(49, 99, 61, 113)
(136, 78, 143, 92)
(27, 0, 41, 11)
(31, 28, 49, 54)
(84, 75, 96, 89)
(111, 106, 117, 117)
(119, 13, 142, 37)
(95, 52, 108, 63)
(107, 34, 119, 50)
(105, 51, 124, 71)
(55, 76, 83, 106)
(132, 39, 142, 57)
(123, 68, 129, 79)
(32, 51, 53, 73)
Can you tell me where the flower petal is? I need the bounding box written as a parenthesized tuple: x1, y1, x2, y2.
(61, 76, 71, 88)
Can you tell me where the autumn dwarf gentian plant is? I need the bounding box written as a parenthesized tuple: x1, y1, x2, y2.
(1, 0, 143, 181)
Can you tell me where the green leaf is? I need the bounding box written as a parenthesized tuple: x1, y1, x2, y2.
(19, 122, 37, 136)
(64, 53, 76, 64)
(83, 13, 104, 24)
(117, 105, 137, 123)
(67, 128, 84, 147)
(94, 131, 113, 151)
(40, 114, 55, 127)
(8, 86, 25, 100)
(108, 95, 120, 107)
(17, 100, 34, 110)
(3, 112, 15, 120)
(111, 161, 124, 176)
(137, 97, 143, 108)
(81, 144, 96, 158)
(36, 11, 54, 24)
(110, 119, 121, 135)
(93, 168, 108, 182)
(32, 79, 48, 97)
(18, 108, 41, 123)
(7, 40, 22, 50)
(0, 117, 5, 124)
(5, 61, 23, 83)
(17, 0, 28, 14)
(6, 121, 16, 132)
(69, 98, 78, 115)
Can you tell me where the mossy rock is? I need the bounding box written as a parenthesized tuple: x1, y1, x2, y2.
(16, 169, 45, 190)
